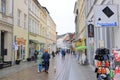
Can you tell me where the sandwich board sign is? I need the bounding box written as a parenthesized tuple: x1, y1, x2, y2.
(94, 5, 118, 27)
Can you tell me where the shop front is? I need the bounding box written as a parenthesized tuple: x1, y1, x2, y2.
(16, 38, 26, 61)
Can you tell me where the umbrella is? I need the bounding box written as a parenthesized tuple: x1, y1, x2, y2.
(76, 45, 87, 50)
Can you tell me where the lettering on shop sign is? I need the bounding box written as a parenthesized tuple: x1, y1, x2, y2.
(97, 22, 118, 27)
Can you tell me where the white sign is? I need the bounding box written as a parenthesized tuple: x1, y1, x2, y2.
(13, 42, 18, 50)
(94, 5, 118, 27)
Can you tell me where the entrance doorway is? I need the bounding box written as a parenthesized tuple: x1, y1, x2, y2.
(1, 31, 5, 61)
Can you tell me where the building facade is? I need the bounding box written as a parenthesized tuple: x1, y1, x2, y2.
(74, 0, 86, 46)
(13, 0, 29, 61)
(28, 0, 41, 58)
(74, 0, 86, 63)
(28, 0, 56, 55)
(46, 12, 56, 53)
(0, 0, 56, 63)
(0, 0, 13, 62)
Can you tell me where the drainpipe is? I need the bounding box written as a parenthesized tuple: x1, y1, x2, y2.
(12, 0, 15, 65)
(28, 0, 30, 58)
(109, 0, 113, 54)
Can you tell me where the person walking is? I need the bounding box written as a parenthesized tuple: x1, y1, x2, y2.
(37, 51, 43, 72)
(42, 50, 50, 73)
(52, 51, 55, 58)
(61, 49, 66, 57)
(34, 50, 38, 62)
(81, 51, 86, 64)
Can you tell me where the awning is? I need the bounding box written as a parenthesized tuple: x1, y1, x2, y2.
(29, 39, 40, 44)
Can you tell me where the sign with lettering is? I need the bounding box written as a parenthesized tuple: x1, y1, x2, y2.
(94, 5, 118, 27)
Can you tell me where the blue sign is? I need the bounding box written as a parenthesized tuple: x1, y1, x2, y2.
(97, 22, 118, 27)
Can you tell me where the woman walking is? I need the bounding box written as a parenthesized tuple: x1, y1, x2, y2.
(37, 51, 43, 72)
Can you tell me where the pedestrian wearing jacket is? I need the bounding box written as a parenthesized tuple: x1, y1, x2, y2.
(42, 50, 50, 73)
(37, 52, 43, 72)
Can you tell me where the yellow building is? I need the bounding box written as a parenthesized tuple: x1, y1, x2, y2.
(28, 0, 41, 57)
(39, 6, 48, 52)
(28, 0, 56, 55)
(0, 0, 13, 61)
(40, 6, 56, 54)
(77, 0, 86, 46)
(74, 0, 86, 47)
(13, 0, 29, 61)
(46, 12, 56, 53)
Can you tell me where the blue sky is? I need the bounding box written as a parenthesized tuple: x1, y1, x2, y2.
(38, 0, 76, 35)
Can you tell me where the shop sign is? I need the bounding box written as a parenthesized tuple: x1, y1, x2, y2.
(13, 42, 18, 50)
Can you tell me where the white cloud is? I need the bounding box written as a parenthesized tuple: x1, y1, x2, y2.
(38, 0, 76, 35)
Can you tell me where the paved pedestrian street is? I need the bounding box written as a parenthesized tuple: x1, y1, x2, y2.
(0, 54, 96, 80)
(0, 60, 55, 80)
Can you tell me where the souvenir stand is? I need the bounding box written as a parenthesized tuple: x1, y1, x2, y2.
(94, 48, 111, 80)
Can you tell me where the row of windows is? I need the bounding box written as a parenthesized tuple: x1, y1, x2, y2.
(17, 9, 27, 29)
(86, 0, 95, 14)
(28, 17, 39, 34)
(28, 0, 40, 18)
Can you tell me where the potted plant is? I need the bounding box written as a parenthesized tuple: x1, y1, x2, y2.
(15, 59, 21, 65)
(0, 56, 3, 69)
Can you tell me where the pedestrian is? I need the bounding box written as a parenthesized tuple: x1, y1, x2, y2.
(34, 50, 38, 62)
(42, 50, 50, 73)
(37, 51, 43, 72)
(52, 51, 55, 58)
(61, 49, 66, 57)
(82, 51, 86, 64)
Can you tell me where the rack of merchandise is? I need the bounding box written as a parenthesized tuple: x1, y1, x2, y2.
(94, 48, 111, 80)
(112, 50, 120, 80)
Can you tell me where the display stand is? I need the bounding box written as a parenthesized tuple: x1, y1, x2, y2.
(94, 48, 111, 80)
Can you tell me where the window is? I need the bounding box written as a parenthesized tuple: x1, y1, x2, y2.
(28, 17, 31, 32)
(17, 9, 21, 26)
(31, 20, 33, 32)
(24, 14, 27, 29)
(24, 0, 27, 5)
(1, 0, 6, 15)
(28, 0, 31, 9)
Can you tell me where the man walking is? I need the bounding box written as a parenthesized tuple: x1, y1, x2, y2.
(42, 50, 50, 73)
